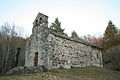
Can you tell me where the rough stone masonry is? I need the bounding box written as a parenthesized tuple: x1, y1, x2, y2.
(25, 12, 103, 70)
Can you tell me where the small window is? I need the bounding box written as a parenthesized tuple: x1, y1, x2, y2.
(40, 17, 42, 21)
(97, 53, 99, 58)
(36, 20, 38, 24)
(39, 17, 42, 23)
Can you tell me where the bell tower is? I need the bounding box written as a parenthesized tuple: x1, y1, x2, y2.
(33, 12, 48, 27)
(25, 12, 49, 67)
(32, 12, 49, 35)
(31, 12, 49, 67)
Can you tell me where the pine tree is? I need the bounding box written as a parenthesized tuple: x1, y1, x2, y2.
(50, 18, 65, 35)
(71, 31, 79, 39)
(104, 21, 118, 40)
(102, 20, 118, 49)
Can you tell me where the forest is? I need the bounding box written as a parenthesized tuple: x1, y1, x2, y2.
(0, 23, 27, 74)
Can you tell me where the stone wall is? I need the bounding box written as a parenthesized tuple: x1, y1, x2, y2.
(47, 33, 103, 69)
(5, 66, 47, 75)
(25, 13, 49, 68)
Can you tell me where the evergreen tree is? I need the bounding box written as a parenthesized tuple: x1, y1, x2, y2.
(102, 20, 118, 49)
(71, 31, 79, 39)
(50, 18, 66, 35)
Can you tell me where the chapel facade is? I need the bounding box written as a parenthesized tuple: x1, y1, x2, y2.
(25, 13, 103, 70)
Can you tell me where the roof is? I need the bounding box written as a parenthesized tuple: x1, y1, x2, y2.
(50, 31, 102, 49)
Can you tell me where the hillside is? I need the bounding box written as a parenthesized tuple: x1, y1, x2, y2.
(0, 66, 120, 80)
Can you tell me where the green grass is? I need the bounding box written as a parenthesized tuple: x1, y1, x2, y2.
(0, 66, 120, 80)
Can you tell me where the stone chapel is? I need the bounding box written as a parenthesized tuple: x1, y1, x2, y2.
(25, 12, 103, 70)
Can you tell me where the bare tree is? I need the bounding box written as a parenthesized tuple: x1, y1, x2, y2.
(0, 23, 26, 74)
(82, 35, 102, 46)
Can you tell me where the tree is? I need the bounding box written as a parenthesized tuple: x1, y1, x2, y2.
(103, 45, 120, 71)
(0, 23, 18, 38)
(50, 18, 66, 35)
(82, 35, 102, 46)
(103, 21, 118, 40)
(102, 20, 119, 49)
(71, 31, 79, 39)
(0, 23, 26, 74)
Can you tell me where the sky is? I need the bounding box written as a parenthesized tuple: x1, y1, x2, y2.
(0, 0, 120, 37)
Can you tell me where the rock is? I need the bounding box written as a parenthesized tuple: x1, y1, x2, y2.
(5, 66, 47, 75)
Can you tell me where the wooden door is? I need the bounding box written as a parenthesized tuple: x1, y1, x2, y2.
(34, 52, 38, 66)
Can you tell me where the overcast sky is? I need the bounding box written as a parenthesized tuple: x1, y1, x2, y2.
(0, 0, 120, 37)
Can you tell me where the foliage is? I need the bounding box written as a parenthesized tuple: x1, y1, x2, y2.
(50, 18, 67, 35)
(82, 35, 102, 46)
(102, 20, 120, 49)
(0, 23, 26, 74)
(102, 20, 120, 71)
(71, 30, 79, 39)
(103, 45, 120, 71)
(0, 67, 120, 80)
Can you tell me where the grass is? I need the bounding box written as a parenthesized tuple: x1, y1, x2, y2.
(0, 66, 120, 80)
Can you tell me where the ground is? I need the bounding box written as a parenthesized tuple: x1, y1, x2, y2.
(0, 66, 120, 80)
